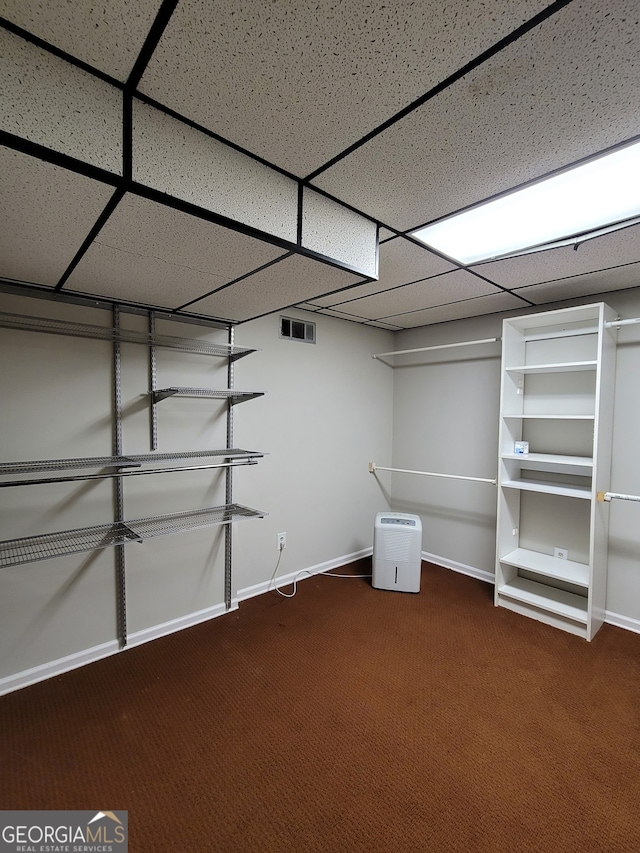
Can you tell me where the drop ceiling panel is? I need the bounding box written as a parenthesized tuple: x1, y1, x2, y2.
(301, 188, 377, 276)
(471, 223, 640, 289)
(382, 292, 526, 327)
(513, 263, 640, 305)
(313, 0, 640, 230)
(64, 194, 287, 308)
(313, 308, 403, 330)
(187, 254, 364, 323)
(0, 147, 117, 286)
(0, 0, 164, 82)
(133, 100, 298, 243)
(331, 270, 502, 320)
(139, 0, 550, 177)
(310, 237, 458, 307)
(2, 29, 122, 174)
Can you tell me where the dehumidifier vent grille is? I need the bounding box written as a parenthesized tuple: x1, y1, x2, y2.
(382, 529, 415, 562)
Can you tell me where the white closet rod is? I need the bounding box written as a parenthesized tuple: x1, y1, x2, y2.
(371, 337, 500, 360)
(369, 461, 497, 486)
(605, 317, 640, 328)
(597, 491, 640, 503)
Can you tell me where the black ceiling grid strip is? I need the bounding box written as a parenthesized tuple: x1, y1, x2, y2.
(0, 17, 124, 89)
(122, 92, 133, 182)
(320, 267, 466, 309)
(54, 186, 127, 292)
(303, 0, 575, 183)
(0, 131, 122, 189)
(465, 269, 536, 306)
(297, 184, 304, 245)
(125, 0, 181, 92)
(235, 299, 375, 328)
(175, 253, 295, 311)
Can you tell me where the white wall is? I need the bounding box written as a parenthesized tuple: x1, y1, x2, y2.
(389, 287, 640, 628)
(233, 310, 394, 595)
(0, 292, 393, 690)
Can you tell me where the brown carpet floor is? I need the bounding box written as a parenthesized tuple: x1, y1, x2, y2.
(1, 561, 639, 852)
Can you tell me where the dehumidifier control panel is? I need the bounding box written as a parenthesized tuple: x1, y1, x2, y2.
(379, 517, 417, 526)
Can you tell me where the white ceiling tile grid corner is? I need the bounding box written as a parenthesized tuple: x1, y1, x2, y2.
(2, 0, 640, 329)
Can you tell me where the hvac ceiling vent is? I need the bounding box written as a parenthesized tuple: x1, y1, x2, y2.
(280, 316, 316, 344)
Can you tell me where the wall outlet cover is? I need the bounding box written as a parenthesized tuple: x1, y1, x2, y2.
(554, 547, 568, 560)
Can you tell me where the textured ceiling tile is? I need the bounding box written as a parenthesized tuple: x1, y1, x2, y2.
(512, 263, 640, 305)
(371, 237, 456, 289)
(313, 0, 640, 230)
(1, 29, 122, 173)
(0, 0, 163, 81)
(139, 0, 549, 176)
(331, 270, 501, 319)
(187, 254, 363, 322)
(301, 188, 377, 276)
(310, 280, 391, 308)
(311, 306, 403, 330)
(64, 194, 287, 308)
(383, 293, 527, 327)
(133, 100, 298, 243)
(471, 223, 640, 288)
(311, 237, 457, 306)
(0, 147, 116, 286)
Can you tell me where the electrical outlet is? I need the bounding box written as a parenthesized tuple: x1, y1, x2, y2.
(554, 547, 568, 560)
(277, 532, 286, 551)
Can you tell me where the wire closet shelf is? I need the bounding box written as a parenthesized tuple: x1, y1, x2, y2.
(0, 504, 266, 569)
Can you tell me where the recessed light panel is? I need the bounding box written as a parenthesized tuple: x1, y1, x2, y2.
(410, 140, 640, 264)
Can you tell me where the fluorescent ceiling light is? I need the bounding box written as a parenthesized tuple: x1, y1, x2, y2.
(410, 139, 640, 265)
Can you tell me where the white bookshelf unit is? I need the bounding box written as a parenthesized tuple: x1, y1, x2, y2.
(495, 303, 617, 640)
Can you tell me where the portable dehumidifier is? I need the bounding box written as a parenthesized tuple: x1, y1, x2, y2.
(372, 512, 422, 593)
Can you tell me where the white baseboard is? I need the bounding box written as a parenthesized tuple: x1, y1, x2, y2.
(126, 600, 238, 648)
(604, 609, 640, 634)
(422, 550, 495, 585)
(0, 600, 239, 697)
(0, 640, 119, 696)
(423, 550, 640, 635)
(237, 547, 373, 602)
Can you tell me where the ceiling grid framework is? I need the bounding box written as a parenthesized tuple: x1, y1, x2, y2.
(0, 0, 638, 328)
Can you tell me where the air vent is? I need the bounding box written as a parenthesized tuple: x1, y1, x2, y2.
(280, 316, 316, 344)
